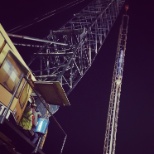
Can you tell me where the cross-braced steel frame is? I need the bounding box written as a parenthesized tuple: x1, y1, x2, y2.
(103, 14, 129, 154)
(29, 0, 125, 95)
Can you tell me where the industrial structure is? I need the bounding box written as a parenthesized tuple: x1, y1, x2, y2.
(0, 0, 129, 154)
(103, 10, 129, 154)
(28, 0, 125, 95)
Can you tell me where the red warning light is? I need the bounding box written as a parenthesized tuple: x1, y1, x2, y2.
(125, 4, 129, 12)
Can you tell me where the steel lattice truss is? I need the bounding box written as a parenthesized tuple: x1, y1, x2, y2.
(29, 0, 125, 95)
(103, 14, 129, 154)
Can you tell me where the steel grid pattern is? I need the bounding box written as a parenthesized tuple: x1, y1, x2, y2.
(103, 14, 129, 154)
(29, 0, 125, 95)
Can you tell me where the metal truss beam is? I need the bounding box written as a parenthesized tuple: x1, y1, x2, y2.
(103, 14, 129, 154)
(29, 0, 125, 95)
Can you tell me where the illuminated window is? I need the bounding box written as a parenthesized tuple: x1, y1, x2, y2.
(0, 52, 22, 94)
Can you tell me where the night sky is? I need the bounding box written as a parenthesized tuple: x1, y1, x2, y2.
(0, 0, 154, 154)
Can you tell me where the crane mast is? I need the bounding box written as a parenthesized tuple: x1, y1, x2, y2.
(28, 0, 125, 95)
(0, 1, 129, 153)
(103, 11, 129, 154)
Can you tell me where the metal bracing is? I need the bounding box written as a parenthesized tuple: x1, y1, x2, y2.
(103, 14, 129, 154)
(29, 0, 125, 95)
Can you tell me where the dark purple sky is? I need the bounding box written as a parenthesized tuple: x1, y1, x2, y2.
(0, 0, 153, 154)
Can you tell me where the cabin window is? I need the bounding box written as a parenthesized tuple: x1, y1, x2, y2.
(0, 52, 23, 94)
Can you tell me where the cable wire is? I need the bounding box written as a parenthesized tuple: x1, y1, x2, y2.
(8, 0, 86, 33)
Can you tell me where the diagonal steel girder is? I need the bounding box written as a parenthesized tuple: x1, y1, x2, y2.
(29, 0, 125, 95)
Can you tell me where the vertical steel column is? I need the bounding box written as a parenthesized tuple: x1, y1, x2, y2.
(103, 13, 129, 154)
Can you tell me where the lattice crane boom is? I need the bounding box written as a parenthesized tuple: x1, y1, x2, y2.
(28, 0, 125, 95)
(0, 1, 130, 154)
(103, 11, 129, 154)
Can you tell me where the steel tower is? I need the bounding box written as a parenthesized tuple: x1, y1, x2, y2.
(103, 10, 129, 154)
(28, 0, 125, 95)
